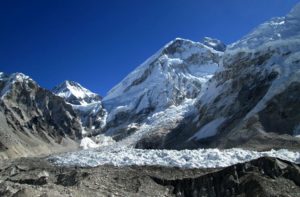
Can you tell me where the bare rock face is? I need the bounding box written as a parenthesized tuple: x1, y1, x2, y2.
(0, 156, 299, 196)
(0, 73, 82, 159)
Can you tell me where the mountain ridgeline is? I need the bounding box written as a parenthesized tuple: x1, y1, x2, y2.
(1, 2, 300, 158)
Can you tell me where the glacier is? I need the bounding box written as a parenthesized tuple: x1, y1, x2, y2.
(49, 148, 300, 169)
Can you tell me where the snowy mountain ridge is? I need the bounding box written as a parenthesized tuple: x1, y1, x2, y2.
(102, 38, 223, 138)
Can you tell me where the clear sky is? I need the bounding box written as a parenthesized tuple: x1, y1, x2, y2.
(0, 0, 299, 96)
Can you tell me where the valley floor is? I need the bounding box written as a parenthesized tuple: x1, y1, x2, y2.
(0, 155, 300, 197)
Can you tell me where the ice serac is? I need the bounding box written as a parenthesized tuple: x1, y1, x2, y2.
(0, 72, 82, 159)
(102, 38, 223, 140)
(154, 3, 300, 150)
(53, 81, 107, 135)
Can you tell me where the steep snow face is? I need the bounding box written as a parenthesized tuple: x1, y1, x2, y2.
(53, 81, 107, 134)
(52, 80, 101, 105)
(103, 38, 222, 134)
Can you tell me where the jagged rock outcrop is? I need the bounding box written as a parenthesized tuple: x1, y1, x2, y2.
(0, 73, 82, 159)
(53, 80, 107, 135)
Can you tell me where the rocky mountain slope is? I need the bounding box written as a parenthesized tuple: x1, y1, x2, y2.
(0, 73, 82, 159)
(53, 81, 107, 135)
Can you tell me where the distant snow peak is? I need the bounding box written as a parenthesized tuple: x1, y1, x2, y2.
(52, 80, 107, 135)
(53, 80, 100, 105)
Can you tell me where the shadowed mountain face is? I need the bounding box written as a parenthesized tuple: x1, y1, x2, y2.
(0, 73, 81, 159)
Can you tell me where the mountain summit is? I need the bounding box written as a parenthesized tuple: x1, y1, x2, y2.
(102, 38, 223, 139)
(53, 80, 107, 135)
(52, 80, 101, 105)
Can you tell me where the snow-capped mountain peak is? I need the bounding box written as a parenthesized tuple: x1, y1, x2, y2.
(102, 37, 223, 138)
(53, 80, 107, 134)
(53, 80, 101, 105)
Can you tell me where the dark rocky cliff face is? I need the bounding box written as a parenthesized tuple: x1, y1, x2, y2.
(0, 73, 82, 159)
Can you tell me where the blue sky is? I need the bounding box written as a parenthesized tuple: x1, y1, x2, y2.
(0, 0, 299, 95)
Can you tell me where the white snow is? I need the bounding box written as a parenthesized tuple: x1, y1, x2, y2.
(80, 137, 100, 149)
(189, 117, 226, 140)
(80, 135, 115, 150)
(95, 134, 116, 147)
(106, 99, 197, 148)
(49, 148, 300, 168)
(54, 80, 99, 106)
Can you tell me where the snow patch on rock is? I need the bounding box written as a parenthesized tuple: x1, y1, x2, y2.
(189, 117, 226, 141)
